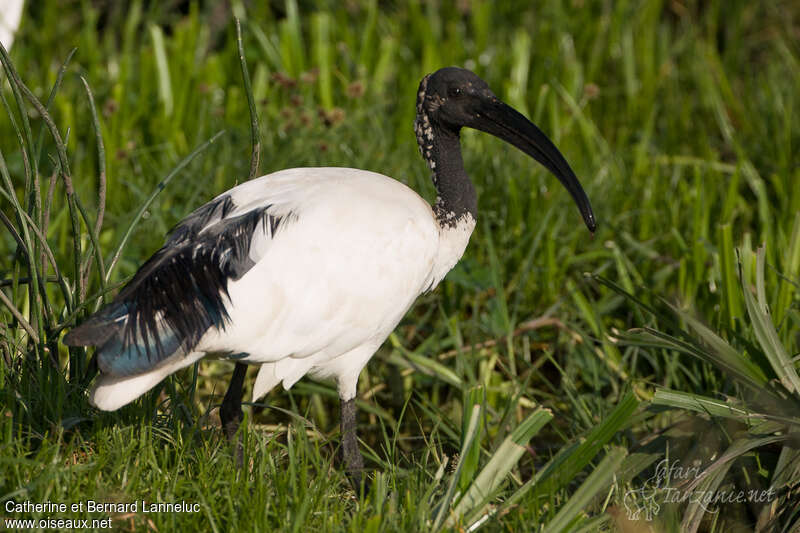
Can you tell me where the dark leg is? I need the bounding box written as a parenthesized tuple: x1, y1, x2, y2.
(340, 398, 364, 489)
(220, 362, 247, 467)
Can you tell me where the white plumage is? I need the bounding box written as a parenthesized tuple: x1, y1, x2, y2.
(90, 168, 473, 410)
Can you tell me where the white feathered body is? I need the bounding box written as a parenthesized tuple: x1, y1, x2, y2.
(90, 168, 476, 410)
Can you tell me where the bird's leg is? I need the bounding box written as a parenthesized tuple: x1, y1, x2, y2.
(220, 362, 248, 467)
(340, 398, 364, 489)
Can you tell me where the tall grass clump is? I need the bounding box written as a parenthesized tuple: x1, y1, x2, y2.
(0, 39, 225, 431)
(599, 242, 800, 531)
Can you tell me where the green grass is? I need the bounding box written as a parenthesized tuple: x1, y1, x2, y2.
(2, 0, 800, 531)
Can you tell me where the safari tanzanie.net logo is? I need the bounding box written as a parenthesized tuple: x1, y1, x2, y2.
(624, 457, 776, 521)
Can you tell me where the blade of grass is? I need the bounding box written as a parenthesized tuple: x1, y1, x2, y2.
(34, 48, 77, 174)
(236, 17, 260, 181)
(450, 406, 553, 527)
(652, 388, 758, 420)
(149, 23, 173, 117)
(743, 248, 800, 393)
(775, 213, 800, 326)
(719, 222, 742, 329)
(458, 386, 485, 492)
(673, 304, 770, 387)
(432, 403, 481, 531)
(624, 328, 767, 391)
(78, 75, 107, 304)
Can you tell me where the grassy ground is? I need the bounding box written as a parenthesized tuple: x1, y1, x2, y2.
(2, 0, 800, 531)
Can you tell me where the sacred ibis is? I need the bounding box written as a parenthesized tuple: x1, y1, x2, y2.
(64, 67, 595, 484)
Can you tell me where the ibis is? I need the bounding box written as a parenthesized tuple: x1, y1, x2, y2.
(64, 67, 596, 484)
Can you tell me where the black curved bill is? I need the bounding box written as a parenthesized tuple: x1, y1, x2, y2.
(471, 99, 596, 233)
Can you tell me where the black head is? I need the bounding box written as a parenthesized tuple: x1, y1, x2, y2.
(416, 67, 496, 131)
(416, 67, 596, 233)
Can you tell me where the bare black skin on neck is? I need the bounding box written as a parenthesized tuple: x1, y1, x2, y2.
(413, 67, 596, 234)
(415, 75, 478, 228)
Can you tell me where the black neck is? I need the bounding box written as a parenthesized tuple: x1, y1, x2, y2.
(415, 113, 478, 227)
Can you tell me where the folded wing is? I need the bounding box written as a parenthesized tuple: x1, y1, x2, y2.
(63, 192, 295, 376)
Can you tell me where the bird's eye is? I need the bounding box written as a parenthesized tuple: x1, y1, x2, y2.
(448, 87, 462, 98)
